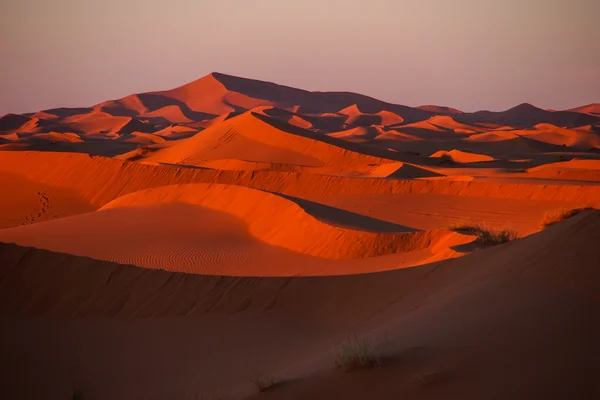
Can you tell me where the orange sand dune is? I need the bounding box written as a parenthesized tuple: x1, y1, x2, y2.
(150, 124, 198, 138)
(338, 104, 382, 126)
(568, 103, 600, 116)
(14, 116, 54, 133)
(30, 132, 84, 143)
(150, 73, 273, 115)
(62, 111, 132, 136)
(525, 159, 600, 181)
(94, 94, 150, 116)
(376, 110, 405, 126)
(336, 107, 404, 127)
(121, 131, 166, 144)
(464, 132, 550, 154)
(430, 149, 495, 163)
(323, 162, 443, 179)
(197, 158, 272, 171)
(2, 211, 599, 399)
(2, 72, 600, 400)
(399, 115, 479, 133)
(288, 114, 313, 129)
(417, 105, 463, 114)
(142, 111, 396, 169)
(374, 129, 423, 142)
(0, 132, 20, 141)
(465, 131, 519, 142)
(0, 183, 472, 273)
(144, 105, 193, 124)
(0, 171, 94, 229)
(1, 151, 599, 210)
(512, 123, 600, 149)
(0, 113, 32, 131)
(328, 126, 381, 141)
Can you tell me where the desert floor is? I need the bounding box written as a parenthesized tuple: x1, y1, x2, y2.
(1, 73, 599, 399)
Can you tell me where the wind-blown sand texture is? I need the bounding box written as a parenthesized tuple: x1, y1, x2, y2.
(1, 73, 599, 399)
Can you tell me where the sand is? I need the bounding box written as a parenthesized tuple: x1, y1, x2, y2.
(1, 210, 599, 399)
(1, 72, 600, 399)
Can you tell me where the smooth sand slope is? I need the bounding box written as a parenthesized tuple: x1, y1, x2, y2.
(1, 210, 599, 399)
(0, 183, 472, 275)
(0, 151, 598, 242)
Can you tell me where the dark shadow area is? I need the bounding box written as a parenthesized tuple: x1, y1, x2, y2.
(264, 191, 416, 233)
(42, 107, 94, 118)
(137, 93, 217, 121)
(455, 103, 600, 129)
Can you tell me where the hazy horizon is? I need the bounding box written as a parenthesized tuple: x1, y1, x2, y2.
(1, 0, 599, 115)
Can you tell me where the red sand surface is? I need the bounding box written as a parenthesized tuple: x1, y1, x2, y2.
(1, 73, 599, 399)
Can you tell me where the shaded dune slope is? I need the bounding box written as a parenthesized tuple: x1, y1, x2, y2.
(0, 209, 596, 316)
(1, 212, 599, 399)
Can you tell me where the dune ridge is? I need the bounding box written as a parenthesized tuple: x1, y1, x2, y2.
(0, 152, 598, 209)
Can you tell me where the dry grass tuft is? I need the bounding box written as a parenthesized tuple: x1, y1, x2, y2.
(541, 207, 595, 229)
(448, 223, 517, 246)
(334, 335, 381, 372)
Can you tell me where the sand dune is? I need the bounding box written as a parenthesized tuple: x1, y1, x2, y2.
(144, 105, 194, 124)
(568, 103, 600, 116)
(326, 162, 443, 179)
(430, 149, 495, 163)
(0, 113, 32, 131)
(142, 111, 397, 169)
(417, 105, 463, 114)
(512, 123, 600, 149)
(2, 210, 599, 399)
(526, 159, 600, 181)
(1, 151, 599, 209)
(120, 131, 166, 144)
(2, 72, 600, 399)
(0, 183, 473, 274)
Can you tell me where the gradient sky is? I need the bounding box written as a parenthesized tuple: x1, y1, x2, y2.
(1, 0, 599, 114)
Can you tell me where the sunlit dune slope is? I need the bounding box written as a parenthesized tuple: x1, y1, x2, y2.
(0, 152, 598, 210)
(0, 183, 473, 275)
(142, 111, 397, 168)
(526, 159, 600, 181)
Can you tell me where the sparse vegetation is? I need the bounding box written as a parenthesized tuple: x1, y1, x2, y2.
(449, 223, 518, 246)
(72, 387, 83, 400)
(541, 207, 595, 229)
(475, 227, 518, 245)
(334, 335, 381, 372)
(250, 374, 278, 392)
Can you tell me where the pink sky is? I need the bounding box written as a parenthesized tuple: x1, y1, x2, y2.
(1, 0, 598, 114)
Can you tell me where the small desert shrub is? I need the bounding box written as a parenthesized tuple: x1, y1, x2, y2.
(449, 223, 517, 246)
(250, 374, 278, 393)
(72, 387, 83, 400)
(447, 220, 480, 233)
(541, 207, 594, 229)
(475, 227, 518, 245)
(334, 335, 381, 372)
